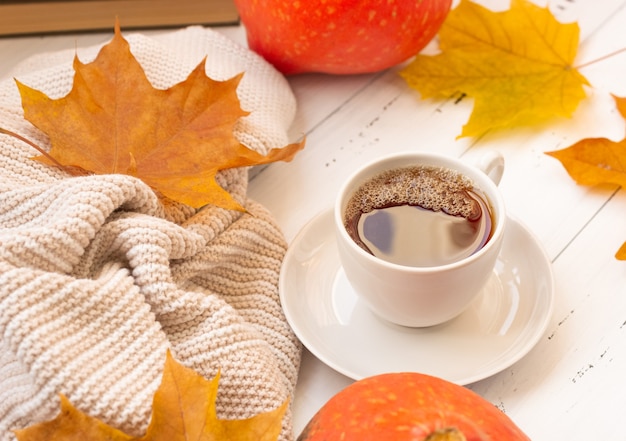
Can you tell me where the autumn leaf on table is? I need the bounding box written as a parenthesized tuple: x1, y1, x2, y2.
(14, 350, 288, 441)
(546, 95, 626, 260)
(13, 21, 304, 211)
(400, 0, 589, 138)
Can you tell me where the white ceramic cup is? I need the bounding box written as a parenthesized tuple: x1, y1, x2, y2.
(334, 151, 506, 327)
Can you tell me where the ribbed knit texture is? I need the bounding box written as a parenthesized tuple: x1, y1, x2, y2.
(0, 27, 301, 441)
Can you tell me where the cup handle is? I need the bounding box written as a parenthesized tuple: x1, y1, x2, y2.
(475, 150, 504, 185)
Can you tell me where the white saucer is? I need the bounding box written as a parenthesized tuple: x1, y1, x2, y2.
(279, 209, 555, 385)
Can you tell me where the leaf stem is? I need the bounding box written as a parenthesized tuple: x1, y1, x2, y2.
(0, 127, 65, 169)
(575, 46, 626, 69)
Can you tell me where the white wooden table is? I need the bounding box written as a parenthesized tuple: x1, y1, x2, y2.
(3, 1, 626, 439)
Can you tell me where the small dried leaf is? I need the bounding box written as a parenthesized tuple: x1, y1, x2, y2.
(547, 95, 626, 258)
(545, 137, 626, 188)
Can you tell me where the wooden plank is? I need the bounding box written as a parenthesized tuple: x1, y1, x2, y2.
(0, 0, 239, 36)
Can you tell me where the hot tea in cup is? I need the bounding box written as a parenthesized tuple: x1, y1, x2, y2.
(343, 164, 494, 267)
(334, 151, 505, 327)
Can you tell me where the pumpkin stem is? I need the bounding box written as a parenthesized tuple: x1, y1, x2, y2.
(425, 427, 467, 441)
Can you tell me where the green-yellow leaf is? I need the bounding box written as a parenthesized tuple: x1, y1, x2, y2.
(400, 0, 590, 137)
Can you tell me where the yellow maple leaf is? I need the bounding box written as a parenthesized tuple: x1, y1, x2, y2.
(546, 95, 626, 260)
(14, 350, 288, 441)
(400, 0, 590, 138)
(14, 20, 304, 211)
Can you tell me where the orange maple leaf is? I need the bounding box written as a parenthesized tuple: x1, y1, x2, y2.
(14, 350, 288, 441)
(546, 95, 626, 260)
(14, 20, 304, 211)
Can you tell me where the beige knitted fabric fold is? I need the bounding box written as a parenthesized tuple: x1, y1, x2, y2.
(0, 27, 301, 441)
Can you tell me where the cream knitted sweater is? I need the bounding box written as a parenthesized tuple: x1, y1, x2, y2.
(0, 27, 302, 441)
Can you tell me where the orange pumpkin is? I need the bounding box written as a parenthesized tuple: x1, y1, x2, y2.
(298, 372, 530, 441)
